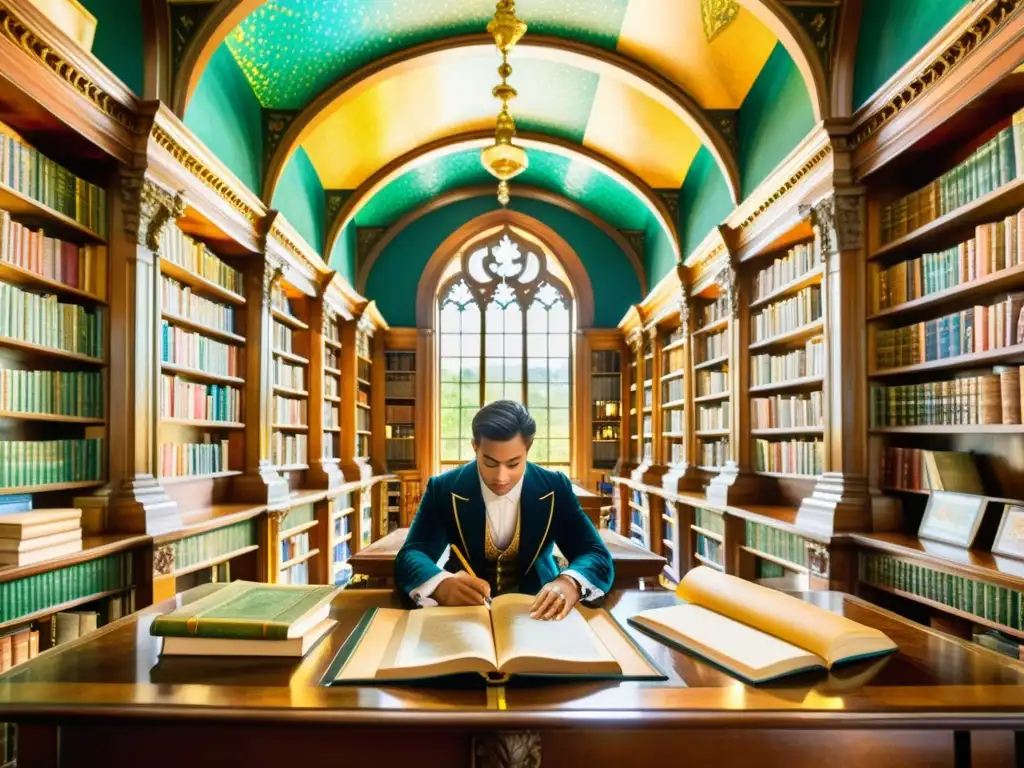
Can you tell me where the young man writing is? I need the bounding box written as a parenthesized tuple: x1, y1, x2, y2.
(395, 400, 614, 620)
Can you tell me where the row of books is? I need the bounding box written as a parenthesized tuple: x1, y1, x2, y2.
(662, 378, 684, 404)
(0, 211, 107, 297)
(385, 375, 415, 399)
(869, 368, 1024, 426)
(696, 370, 728, 397)
(279, 560, 310, 585)
(385, 351, 414, 371)
(697, 329, 729, 364)
(326, 347, 340, 370)
(695, 533, 723, 566)
(386, 437, 416, 463)
(0, 625, 40, 672)
(386, 404, 414, 423)
(663, 328, 686, 349)
(874, 210, 1024, 311)
(274, 359, 304, 391)
(272, 322, 294, 353)
(325, 403, 340, 429)
(0, 437, 103, 488)
(751, 392, 823, 429)
(272, 432, 307, 466)
(744, 521, 806, 567)
(753, 438, 822, 476)
(874, 293, 1024, 369)
(593, 440, 618, 467)
(0, 368, 103, 418)
(158, 438, 230, 477)
(694, 507, 725, 535)
(356, 432, 369, 459)
(161, 322, 240, 377)
(325, 374, 339, 398)
(172, 519, 256, 574)
(280, 530, 310, 564)
(0, 123, 108, 237)
(0, 507, 82, 567)
(666, 443, 684, 465)
(663, 408, 685, 434)
(358, 357, 371, 382)
(161, 276, 236, 334)
(270, 283, 297, 318)
(357, 407, 371, 432)
(591, 374, 620, 402)
(273, 396, 307, 426)
(750, 285, 822, 343)
(753, 241, 820, 302)
(878, 447, 982, 493)
(879, 117, 1023, 245)
(698, 402, 730, 431)
(698, 295, 730, 328)
(356, 330, 372, 360)
(160, 226, 243, 295)
(161, 375, 240, 423)
(751, 338, 825, 386)
(699, 438, 729, 467)
(663, 347, 686, 373)
(642, 384, 653, 409)
(0, 280, 105, 358)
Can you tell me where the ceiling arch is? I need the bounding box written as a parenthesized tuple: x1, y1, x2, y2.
(262, 34, 742, 208)
(175, 0, 828, 121)
(323, 130, 679, 264)
(355, 185, 648, 297)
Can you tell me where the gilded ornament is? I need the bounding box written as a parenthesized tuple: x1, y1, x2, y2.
(121, 173, 186, 252)
(268, 508, 291, 525)
(806, 541, 830, 579)
(262, 257, 284, 303)
(701, 0, 740, 42)
(153, 544, 175, 577)
(482, 1, 529, 205)
(737, 145, 833, 231)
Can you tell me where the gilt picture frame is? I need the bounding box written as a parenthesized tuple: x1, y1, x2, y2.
(917, 491, 988, 548)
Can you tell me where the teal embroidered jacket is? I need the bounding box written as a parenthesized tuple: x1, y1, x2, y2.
(395, 461, 614, 599)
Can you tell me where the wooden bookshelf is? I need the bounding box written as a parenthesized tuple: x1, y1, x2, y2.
(691, 284, 731, 474)
(157, 225, 246, 486)
(591, 348, 621, 472)
(660, 323, 687, 472)
(384, 346, 416, 471)
(270, 279, 312, 487)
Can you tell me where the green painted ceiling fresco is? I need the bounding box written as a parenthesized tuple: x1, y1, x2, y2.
(225, 0, 628, 109)
(352, 147, 653, 233)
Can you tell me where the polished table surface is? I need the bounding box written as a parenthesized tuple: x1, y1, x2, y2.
(2, 586, 1024, 729)
(349, 527, 666, 587)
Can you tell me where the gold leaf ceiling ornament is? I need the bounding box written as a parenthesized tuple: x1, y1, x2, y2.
(701, 0, 741, 43)
(480, 0, 529, 206)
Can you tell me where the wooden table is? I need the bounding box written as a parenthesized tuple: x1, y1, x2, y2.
(2, 587, 1024, 767)
(349, 527, 666, 588)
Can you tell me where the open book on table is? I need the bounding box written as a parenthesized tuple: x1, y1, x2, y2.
(628, 566, 897, 684)
(322, 593, 665, 685)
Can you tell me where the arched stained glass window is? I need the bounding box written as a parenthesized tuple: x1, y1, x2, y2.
(438, 229, 573, 473)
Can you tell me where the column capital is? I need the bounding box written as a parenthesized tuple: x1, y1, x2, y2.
(800, 191, 864, 257)
(120, 171, 185, 251)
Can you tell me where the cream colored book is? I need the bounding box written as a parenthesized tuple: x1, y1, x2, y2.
(629, 567, 897, 684)
(0, 528, 82, 553)
(0, 538, 83, 567)
(0, 509, 82, 540)
(323, 593, 664, 686)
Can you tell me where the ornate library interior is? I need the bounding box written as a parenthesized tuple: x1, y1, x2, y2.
(0, 0, 1023, 765)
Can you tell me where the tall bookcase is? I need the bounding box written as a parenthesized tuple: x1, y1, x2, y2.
(384, 349, 416, 470)
(270, 280, 311, 481)
(157, 225, 246, 487)
(691, 285, 731, 473)
(590, 349, 622, 473)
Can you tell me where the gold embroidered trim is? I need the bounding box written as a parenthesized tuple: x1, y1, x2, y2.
(451, 492, 471, 559)
(524, 491, 556, 575)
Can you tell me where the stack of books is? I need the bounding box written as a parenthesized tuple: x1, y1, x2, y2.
(0, 508, 83, 567)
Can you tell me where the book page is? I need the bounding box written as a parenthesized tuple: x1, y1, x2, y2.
(378, 605, 497, 678)
(491, 594, 620, 675)
(632, 603, 821, 681)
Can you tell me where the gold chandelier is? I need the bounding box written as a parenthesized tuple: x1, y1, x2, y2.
(480, 0, 528, 206)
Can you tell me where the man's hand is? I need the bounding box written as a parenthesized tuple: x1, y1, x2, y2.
(433, 571, 491, 606)
(529, 575, 580, 621)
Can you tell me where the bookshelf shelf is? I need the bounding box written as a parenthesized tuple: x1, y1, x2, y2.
(662, 399, 686, 410)
(280, 548, 320, 571)
(748, 376, 824, 394)
(325, 395, 341, 403)
(694, 552, 723, 570)
(161, 312, 245, 345)
(170, 545, 260, 580)
(695, 429, 730, 438)
(0, 411, 104, 425)
(0, 586, 133, 633)
(869, 343, 1024, 378)
(754, 470, 818, 480)
(660, 370, 685, 382)
(694, 391, 731, 402)
(697, 465, 724, 473)
(159, 471, 242, 485)
(869, 425, 1024, 434)
(325, 338, 342, 351)
(279, 519, 319, 541)
(0, 181, 106, 244)
(325, 366, 341, 376)
(748, 319, 824, 351)
(160, 362, 244, 386)
(749, 267, 824, 310)
(693, 316, 729, 337)
(751, 426, 825, 436)
(271, 308, 309, 331)
(740, 545, 809, 574)
(867, 262, 1024, 322)
(694, 354, 729, 371)
(325, 426, 341, 433)
(0, 480, 105, 494)
(272, 349, 309, 366)
(870, 177, 1024, 262)
(662, 337, 687, 353)
(357, 376, 371, 387)
(276, 463, 309, 472)
(272, 385, 309, 398)
(0, 260, 106, 305)
(0, 336, 104, 365)
(161, 418, 244, 429)
(691, 525, 724, 543)
(356, 402, 371, 411)
(158, 258, 245, 306)
(272, 423, 309, 432)
(662, 431, 686, 438)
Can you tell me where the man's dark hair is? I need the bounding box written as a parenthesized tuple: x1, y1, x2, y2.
(472, 400, 536, 445)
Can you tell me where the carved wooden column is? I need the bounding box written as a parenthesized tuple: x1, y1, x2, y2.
(706, 260, 763, 505)
(415, 326, 436, 485)
(235, 254, 289, 504)
(663, 282, 704, 493)
(108, 173, 180, 534)
(625, 327, 645, 483)
(797, 192, 890, 534)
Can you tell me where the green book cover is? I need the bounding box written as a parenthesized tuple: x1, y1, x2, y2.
(150, 581, 338, 640)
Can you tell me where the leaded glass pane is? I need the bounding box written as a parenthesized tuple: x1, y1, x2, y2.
(485, 382, 505, 404)
(549, 358, 570, 383)
(460, 382, 480, 407)
(504, 358, 522, 381)
(440, 334, 460, 357)
(440, 383, 461, 408)
(526, 333, 547, 356)
(460, 358, 481, 382)
(549, 383, 570, 408)
(527, 382, 548, 407)
(550, 408, 570, 437)
(549, 334, 570, 358)
(549, 439, 571, 463)
(440, 357, 461, 383)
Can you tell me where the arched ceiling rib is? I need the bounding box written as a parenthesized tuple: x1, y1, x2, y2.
(262, 35, 742, 206)
(323, 131, 679, 265)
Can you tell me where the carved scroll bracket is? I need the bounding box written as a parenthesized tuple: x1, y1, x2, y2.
(153, 544, 175, 577)
(676, 289, 691, 331)
(472, 731, 542, 768)
(267, 508, 291, 525)
(800, 193, 863, 262)
(262, 256, 285, 304)
(715, 264, 739, 320)
(121, 172, 186, 252)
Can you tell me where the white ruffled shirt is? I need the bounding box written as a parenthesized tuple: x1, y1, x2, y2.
(409, 471, 602, 606)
